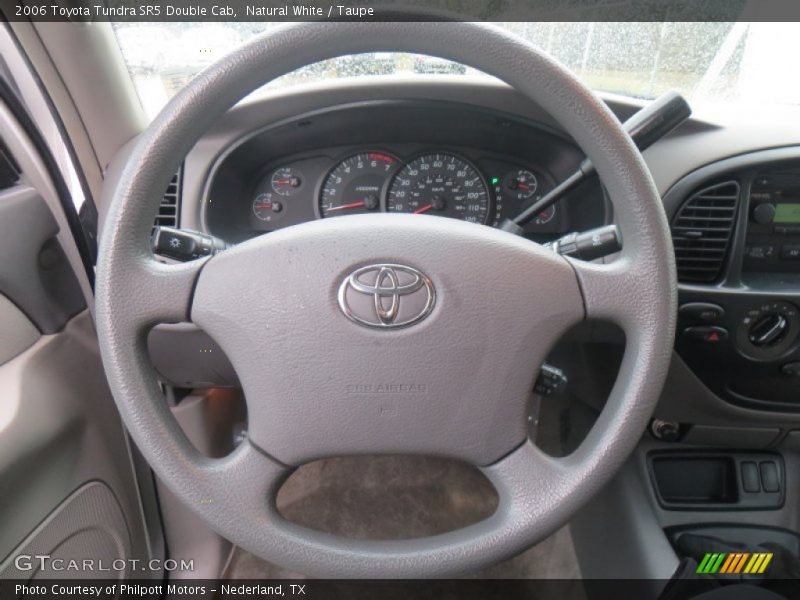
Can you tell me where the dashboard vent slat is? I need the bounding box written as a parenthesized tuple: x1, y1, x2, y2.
(671, 181, 740, 284)
(155, 167, 182, 228)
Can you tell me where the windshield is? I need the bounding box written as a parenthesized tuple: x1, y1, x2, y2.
(112, 22, 800, 119)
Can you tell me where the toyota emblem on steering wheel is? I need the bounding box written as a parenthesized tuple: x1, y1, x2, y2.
(338, 264, 436, 329)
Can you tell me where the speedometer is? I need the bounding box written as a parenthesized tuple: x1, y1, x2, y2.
(385, 153, 490, 224)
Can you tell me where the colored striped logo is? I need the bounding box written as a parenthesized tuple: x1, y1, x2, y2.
(697, 552, 773, 574)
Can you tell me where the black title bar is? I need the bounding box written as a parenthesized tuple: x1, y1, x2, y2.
(3, 0, 800, 22)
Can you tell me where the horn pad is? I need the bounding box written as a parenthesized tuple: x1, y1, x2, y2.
(191, 214, 584, 466)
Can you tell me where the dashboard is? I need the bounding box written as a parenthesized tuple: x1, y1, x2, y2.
(118, 76, 800, 579)
(199, 101, 609, 244)
(666, 149, 800, 413)
(134, 78, 800, 433)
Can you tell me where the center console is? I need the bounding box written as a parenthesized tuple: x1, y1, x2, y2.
(573, 148, 800, 583)
(665, 148, 800, 412)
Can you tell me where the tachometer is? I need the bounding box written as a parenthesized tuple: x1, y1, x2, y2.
(386, 153, 490, 224)
(319, 152, 398, 218)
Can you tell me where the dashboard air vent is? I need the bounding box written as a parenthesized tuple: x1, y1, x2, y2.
(155, 167, 182, 227)
(671, 181, 740, 284)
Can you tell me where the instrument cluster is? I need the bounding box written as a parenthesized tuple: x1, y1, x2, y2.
(244, 148, 568, 237)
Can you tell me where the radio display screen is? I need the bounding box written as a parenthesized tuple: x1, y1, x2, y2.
(774, 203, 800, 223)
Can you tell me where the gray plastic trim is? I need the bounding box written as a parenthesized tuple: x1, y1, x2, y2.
(24, 22, 148, 174)
(0, 312, 152, 569)
(655, 352, 800, 430)
(0, 293, 39, 365)
(0, 186, 84, 333)
(0, 99, 94, 311)
(681, 425, 781, 449)
(571, 454, 679, 583)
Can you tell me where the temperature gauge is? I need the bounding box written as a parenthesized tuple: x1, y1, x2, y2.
(271, 167, 303, 197)
(517, 193, 556, 226)
(252, 192, 285, 224)
(532, 204, 556, 225)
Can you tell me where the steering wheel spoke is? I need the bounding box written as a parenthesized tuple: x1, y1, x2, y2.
(113, 256, 208, 331)
(191, 439, 291, 518)
(569, 256, 649, 327)
(483, 441, 564, 510)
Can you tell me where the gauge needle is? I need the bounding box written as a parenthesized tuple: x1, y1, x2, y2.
(414, 204, 433, 214)
(516, 182, 530, 191)
(326, 201, 366, 212)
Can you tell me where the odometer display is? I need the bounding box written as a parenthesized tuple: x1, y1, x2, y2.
(386, 153, 490, 224)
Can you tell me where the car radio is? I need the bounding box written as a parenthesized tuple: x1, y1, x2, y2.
(744, 170, 800, 272)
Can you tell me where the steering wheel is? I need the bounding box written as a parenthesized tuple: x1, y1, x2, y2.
(96, 22, 676, 577)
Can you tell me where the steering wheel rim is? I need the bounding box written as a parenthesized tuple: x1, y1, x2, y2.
(96, 22, 676, 577)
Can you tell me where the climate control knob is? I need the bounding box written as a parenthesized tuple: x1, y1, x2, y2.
(748, 313, 788, 347)
(737, 301, 799, 360)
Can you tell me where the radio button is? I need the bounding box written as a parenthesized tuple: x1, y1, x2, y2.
(745, 245, 774, 259)
(776, 226, 800, 235)
(781, 245, 800, 260)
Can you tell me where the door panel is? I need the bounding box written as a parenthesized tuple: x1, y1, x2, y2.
(0, 82, 157, 578)
(2, 482, 130, 580)
(0, 293, 39, 365)
(0, 313, 149, 572)
(0, 186, 85, 333)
